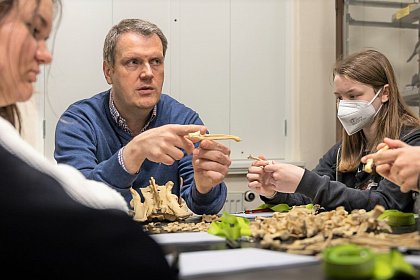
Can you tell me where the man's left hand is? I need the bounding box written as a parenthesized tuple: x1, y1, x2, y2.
(192, 140, 231, 193)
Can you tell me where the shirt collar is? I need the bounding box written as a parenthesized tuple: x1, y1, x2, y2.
(108, 89, 157, 136)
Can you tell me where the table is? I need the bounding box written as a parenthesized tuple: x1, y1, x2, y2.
(150, 216, 420, 279)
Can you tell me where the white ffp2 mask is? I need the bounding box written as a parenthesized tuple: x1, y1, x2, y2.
(337, 87, 383, 136)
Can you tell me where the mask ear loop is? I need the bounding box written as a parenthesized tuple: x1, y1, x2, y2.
(370, 86, 385, 118)
(368, 86, 384, 106)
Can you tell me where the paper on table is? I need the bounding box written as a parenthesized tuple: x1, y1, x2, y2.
(233, 212, 274, 219)
(406, 255, 420, 267)
(179, 247, 319, 278)
(150, 232, 224, 245)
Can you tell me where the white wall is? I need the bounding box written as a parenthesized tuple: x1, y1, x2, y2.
(295, 0, 337, 170)
(225, 0, 337, 209)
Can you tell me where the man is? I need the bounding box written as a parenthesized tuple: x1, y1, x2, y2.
(55, 19, 230, 214)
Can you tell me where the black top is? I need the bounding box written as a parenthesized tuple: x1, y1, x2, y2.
(263, 127, 420, 212)
(0, 144, 177, 279)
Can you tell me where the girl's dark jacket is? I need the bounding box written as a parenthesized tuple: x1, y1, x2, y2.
(262, 126, 420, 212)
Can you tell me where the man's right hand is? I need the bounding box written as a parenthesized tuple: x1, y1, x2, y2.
(122, 124, 207, 174)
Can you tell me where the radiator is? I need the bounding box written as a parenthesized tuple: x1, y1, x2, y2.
(221, 192, 244, 213)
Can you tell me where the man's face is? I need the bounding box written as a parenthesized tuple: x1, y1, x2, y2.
(104, 32, 164, 114)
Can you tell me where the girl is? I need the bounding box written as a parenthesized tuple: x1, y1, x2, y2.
(247, 50, 420, 212)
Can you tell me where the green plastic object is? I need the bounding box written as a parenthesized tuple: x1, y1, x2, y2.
(255, 203, 293, 213)
(255, 203, 274, 210)
(323, 244, 417, 280)
(323, 244, 375, 279)
(208, 212, 251, 241)
(378, 210, 415, 226)
(270, 203, 291, 212)
(388, 250, 417, 279)
(305, 203, 314, 209)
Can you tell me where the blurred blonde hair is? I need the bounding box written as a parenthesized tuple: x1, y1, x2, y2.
(0, 0, 61, 131)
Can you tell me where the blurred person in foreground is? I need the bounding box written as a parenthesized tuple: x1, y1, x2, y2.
(0, 0, 177, 278)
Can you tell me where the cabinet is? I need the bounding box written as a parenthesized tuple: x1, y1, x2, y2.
(340, 0, 420, 114)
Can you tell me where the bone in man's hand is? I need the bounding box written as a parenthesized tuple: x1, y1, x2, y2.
(363, 145, 390, 173)
(187, 131, 241, 142)
(247, 154, 264, 161)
